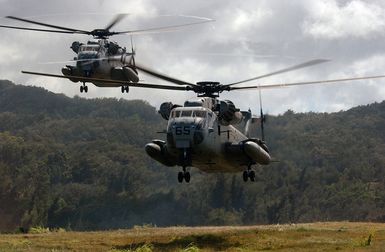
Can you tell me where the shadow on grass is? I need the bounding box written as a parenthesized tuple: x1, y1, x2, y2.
(114, 234, 240, 251)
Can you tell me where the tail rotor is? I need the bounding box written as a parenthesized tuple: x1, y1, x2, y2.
(258, 87, 267, 142)
(130, 35, 136, 69)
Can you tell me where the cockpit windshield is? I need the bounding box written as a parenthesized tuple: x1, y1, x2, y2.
(171, 109, 207, 118)
(181, 110, 192, 117)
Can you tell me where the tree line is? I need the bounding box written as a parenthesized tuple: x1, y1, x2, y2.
(1, 80, 385, 232)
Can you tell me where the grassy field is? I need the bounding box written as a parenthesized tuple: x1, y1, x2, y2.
(0, 222, 384, 251)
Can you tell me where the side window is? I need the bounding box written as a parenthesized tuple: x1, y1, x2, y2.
(172, 110, 181, 118)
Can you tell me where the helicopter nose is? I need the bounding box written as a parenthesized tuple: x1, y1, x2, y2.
(170, 120, 204, 148)
(78, 52, 98, 61)
(77, 52, 98, 70)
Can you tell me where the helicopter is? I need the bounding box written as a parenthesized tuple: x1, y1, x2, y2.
(18, 59, 385, 183)
(0, 14, 213, 93)
(132, 60, 385, 183)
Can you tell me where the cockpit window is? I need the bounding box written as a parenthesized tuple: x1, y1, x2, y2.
(193, 110, 206, 118)
(171, 109, 208, 118)
(181, 110, 193, 117)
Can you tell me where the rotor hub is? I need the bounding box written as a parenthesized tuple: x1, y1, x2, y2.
(90, 29, 114, 39)
(195, 81, 223, 98)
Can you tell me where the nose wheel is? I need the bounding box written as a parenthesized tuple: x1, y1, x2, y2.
(177, 166, 191, 183)
(80, 83, 88, 93)
(121, 85, 129, 93)
(242, 165, 256, 182)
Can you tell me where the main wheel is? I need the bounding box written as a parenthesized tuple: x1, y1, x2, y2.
(184, 172, 191, 183)
(121, 86, 125, 93)
(249, 170, 256, 182)
(80, 86, 84, 93)
(177, 172, 184, 183)
(242, 171, 248, 182)
(84, 86, 88, 93)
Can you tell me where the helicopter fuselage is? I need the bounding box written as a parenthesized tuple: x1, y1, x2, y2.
(62, 39, 138, 90)
(145, 99, 271, 174)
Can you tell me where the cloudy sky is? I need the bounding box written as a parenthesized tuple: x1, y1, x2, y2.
(1, 0, 385, 115)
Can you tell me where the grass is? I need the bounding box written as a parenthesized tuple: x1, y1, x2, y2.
(0, 222, 385, 251)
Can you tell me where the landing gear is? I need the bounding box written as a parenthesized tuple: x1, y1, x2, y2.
(80, 83, 88, 93)
(177, 167, 191, 183)
(242, 171, 248, 182)
(178, 171, 184, 183)
(249, 170, 256, 181)
(243, 165, 256, 182)
(185, 171, 191, 183)
(177, 148, 192, 183)
(121, 85, 129, 93)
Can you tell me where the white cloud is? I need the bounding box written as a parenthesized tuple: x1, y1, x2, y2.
(303, 0, 385, 39)
(101, 0, 156, 17)
(231, 8, 273, 32)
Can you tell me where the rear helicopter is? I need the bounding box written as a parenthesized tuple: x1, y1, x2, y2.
(0, 14, 213, 93)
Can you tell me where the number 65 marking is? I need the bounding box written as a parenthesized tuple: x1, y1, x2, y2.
(175, 126, 190, 135)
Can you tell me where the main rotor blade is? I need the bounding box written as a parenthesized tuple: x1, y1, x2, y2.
(21, 71, 189, 91)
(6, 16, 90, 34)
(104, 13, 127, 31)
(229, 75, 385, 91)
(0, 25, 78, 34)
(113, 18, 214, 35)
(135, 63, 197, 87)
(224, 59, 330, 87)
(40, 53, 135, 64)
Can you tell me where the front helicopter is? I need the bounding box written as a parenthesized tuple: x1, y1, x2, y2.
(136, 59, 385, 184)
(146, 93, 272, 183)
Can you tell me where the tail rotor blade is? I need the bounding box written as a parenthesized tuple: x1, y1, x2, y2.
(130, 35, 136, 67)
(258, 87, 266, 141)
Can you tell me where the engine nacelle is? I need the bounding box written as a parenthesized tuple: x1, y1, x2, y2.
(61, 66, 80, 83)
(218, 100, 243, 125)
(158, 102, 181, 120)
(123, 67, 139, 82)
(243, 140, 271, 165)
(145, 140, 176, 167)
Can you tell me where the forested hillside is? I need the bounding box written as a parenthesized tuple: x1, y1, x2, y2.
(1, 80, 385, 232)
